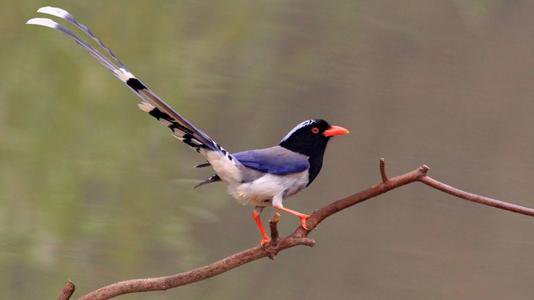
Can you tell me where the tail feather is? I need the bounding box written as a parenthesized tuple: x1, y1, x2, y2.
(193, 175, 221, 188)
(195, 162, 211, 168)
(26, 18, 119, 77)
(27, 7, 234, 158)
(36, 7, 127, 70)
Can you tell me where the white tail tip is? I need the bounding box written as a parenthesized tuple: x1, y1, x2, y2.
(26, 18, 59, 29)
(37, 6, 71, 19)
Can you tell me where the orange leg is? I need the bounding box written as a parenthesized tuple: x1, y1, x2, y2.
(252, 207, 270, 246)
(273, 205, 310, 230)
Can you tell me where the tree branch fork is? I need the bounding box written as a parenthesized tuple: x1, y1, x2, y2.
(59, 159, 534, 300)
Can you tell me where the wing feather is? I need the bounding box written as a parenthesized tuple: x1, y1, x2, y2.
(233, 146, 309, 175)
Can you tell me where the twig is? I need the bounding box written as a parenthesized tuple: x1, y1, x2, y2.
(57, 280, 75, 300)
(264, 213, 282, 259)
(60, 159, 533, 300)
(379, 158, 388, 182)
(419, 176, 534, 216)
(269, 212, 281, 244)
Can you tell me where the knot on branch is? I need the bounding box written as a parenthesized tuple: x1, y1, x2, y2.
(380, 159, 430, 182)
(419, 164, 430, 174)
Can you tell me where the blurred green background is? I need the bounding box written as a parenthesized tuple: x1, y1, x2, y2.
(2, 0, 534, 299)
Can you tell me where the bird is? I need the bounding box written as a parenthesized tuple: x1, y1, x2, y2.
(26, 7, 350, 245)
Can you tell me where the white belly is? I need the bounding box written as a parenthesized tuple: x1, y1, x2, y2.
(227, 171, 309, 206)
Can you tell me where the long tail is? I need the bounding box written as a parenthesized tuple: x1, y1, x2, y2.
(26, 7, 234, 159)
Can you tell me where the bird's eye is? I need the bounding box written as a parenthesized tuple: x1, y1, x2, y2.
(311, 127, 320, 134)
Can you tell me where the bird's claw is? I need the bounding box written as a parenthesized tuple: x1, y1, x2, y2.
(299, 214, 311, 230)
(260, 237, 271, 247)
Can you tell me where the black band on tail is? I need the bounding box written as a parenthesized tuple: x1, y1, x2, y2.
(126, 78, 147, 91)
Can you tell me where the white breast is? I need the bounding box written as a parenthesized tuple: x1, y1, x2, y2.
(227, 171, 309, 206)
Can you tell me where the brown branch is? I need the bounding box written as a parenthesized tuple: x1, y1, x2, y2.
(301, 164, 430, 232)
(61, 160, 534, 300)
(57, 280, 75, 300)
(78, 237, 315, 300)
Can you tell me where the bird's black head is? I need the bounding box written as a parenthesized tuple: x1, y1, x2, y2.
(279, 119, 349, 185)
(279, 119, 349, 157)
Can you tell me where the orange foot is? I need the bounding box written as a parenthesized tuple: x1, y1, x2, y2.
(260, 237, 271, 247)
(299, 214, 311, 230)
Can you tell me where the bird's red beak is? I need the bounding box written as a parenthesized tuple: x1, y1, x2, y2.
(323, 125, 350, 137)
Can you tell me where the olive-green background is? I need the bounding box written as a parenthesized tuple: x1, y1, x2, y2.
(1, 0, 534, 299)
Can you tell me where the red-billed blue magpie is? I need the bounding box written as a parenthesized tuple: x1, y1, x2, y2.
(27, 7, 349, 245)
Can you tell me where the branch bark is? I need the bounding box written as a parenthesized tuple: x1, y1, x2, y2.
(58, 280, 75, 300)
(62, 160, 533, 300)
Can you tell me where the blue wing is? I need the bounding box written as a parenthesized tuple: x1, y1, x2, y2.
(234, 146, 310, 175)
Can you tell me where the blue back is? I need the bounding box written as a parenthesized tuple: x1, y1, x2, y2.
(234, 147, 309, 175)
